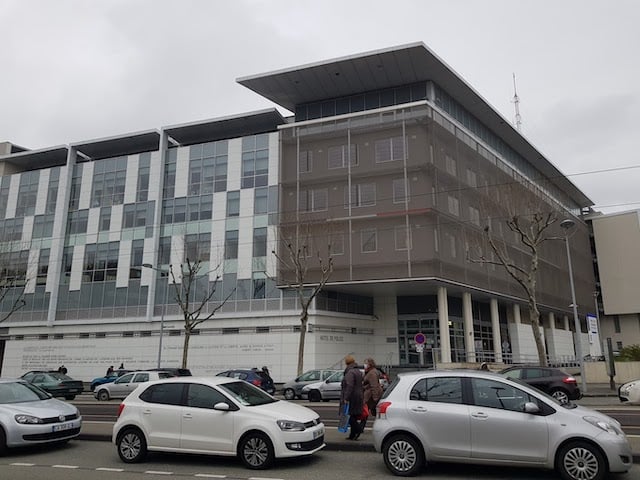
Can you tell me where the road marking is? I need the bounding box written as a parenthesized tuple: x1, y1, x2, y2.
(53, 465, 80, 469)
(144, 470, 174, 475)
(195, 475, 227, 478)
(10, 463, 35, 466)
(249, 477, 285, 480)
(96, 467, 125, 471)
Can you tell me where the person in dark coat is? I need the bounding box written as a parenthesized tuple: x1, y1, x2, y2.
(340, 355, 364, 440)
(359, 357, 384, 432)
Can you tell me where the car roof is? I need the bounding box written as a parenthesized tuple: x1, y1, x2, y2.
(144, 376, 241, 386)
(397, 369, 508, 380)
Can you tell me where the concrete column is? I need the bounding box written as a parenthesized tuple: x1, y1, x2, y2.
(513, 304, 521, 324)
(462, 292, 474, 363)
(563, 315, 570, 331)
(437, 286, 451, 363)
(491, 298, 502, 363)
(548, 312, 556, 331)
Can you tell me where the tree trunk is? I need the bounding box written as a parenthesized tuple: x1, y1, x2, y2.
(297, 309, 308, 376)
(528, 302, 548, 366)
(182, 327, 191, 369)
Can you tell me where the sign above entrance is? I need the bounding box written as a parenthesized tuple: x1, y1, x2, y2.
(414, 332, 426, 345)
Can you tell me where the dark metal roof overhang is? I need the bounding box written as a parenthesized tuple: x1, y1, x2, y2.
(0, 145, 69, 171)
(238, 42, 593, 208)
(164, 109, 286, 147)
(72, 130, 161, 160)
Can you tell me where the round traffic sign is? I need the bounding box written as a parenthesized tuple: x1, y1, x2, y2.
(414, 332, 426, 345)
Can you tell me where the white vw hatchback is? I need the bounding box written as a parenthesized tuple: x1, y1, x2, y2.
(113, 376, 325, 469)
(373, 370, 632, 480)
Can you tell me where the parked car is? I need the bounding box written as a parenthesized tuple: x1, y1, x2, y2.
(0, 378, 82, 454)
(147, 367, 192, 376)
(618, 379, 640, 404)
(94, 370, 174, 401)
(90, 369, 134, 392)
(281, 369, 340, 400)
(302, 367, 389, 402)
(372, 370, 632, 479)
(216, 368, 275, 395)
(20, 370, 84, 400)
(113, 376, 325, 469)
(499, 365, 582, 404)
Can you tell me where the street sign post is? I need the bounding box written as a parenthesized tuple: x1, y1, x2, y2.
(415, 333, 426, 367)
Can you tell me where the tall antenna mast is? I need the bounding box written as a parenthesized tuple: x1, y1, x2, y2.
(512, 73, 522, 132)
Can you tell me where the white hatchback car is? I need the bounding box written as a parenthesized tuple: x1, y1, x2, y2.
(113, 376, 325, 469)
(373, 370, 632, 480)
(618, 379, 640, 404)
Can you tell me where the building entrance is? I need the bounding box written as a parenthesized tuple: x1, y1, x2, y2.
(398, 315, 464, 366)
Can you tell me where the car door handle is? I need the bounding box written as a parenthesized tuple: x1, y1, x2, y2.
(471, 412, 488, 419)
(183, 414, 193, 419)
(410, 406, 428, 413)
(142, 409, 152, 415)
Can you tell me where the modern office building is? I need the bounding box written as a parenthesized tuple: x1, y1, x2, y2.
(0, 43, 597, 381)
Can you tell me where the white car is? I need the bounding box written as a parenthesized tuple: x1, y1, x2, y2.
(113, 376, 325, 469)
(94, 370, 174, 401)
(373, 370, 632, 480)
(619, 379, 640, 404)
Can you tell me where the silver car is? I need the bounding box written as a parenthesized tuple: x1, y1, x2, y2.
(373, 370, 632, 480)
(0, 378, 82, 453)
(94, 370, 174, 401)
(301, 371, 345, 402)
(282, 369, 340, 400)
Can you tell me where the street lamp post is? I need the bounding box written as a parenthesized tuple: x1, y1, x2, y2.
(143, 263, 170, 369)
(560, 219, 587, 394)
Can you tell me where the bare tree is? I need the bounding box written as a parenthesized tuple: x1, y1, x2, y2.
(272, 223, 334, 376)
(0, 244, 29, 322)
(168, 258, 234, 368)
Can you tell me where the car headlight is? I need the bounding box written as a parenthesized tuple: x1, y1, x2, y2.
(583, 416, 623, 435)
(620, 382, 636, 394)
(15, 414, 44, 424)
(277, 420, 306, 431)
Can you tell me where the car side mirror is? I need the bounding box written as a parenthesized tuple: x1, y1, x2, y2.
(523, 402, 540, 414)
(213, 402, 231, 411)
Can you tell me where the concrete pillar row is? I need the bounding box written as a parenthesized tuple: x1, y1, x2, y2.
(490, 298, 502, 363)
(462, 292, 474, 362)
(437, 287, 451, 363)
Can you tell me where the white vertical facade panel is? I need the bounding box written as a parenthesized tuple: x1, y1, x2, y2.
(267, 132, 279, 185)
(109, 205, 123, 242)
(266, 224, 278, 277)
(46, 164, 69, 295)
(35, 169, 50, 216)
(87, 207, 100, 236)
(25, 247, 39, 294)
(170, 235, 185, 282)
(226, 138, 242, 191)
(6, 174, 19, 219)
(22, 215, 34, 244)
(124, 155, 139, 204)
(79, 162, 94, 210)
(174, 148, 189, 198)
(117, 239, 132, 288)
(148, 151, 162, 203)
(141, 237, 156, 286)
(69, 244, 85, 291)
(237, 189, 255, 279)
(213, 192, 227, 221)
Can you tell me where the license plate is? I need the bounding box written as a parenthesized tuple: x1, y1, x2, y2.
(52, 422, 74, 432)
(313, 427, 324, 439)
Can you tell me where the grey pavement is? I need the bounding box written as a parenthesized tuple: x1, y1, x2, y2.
(78, 383, 640, 462)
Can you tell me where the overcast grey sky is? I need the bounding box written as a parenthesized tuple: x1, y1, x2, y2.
(1, 0, 638, 214)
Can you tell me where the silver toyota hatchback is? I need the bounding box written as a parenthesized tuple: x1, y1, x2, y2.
(372, 370, 632, 480)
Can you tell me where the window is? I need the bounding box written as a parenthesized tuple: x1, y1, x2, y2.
(224, 230, 239, 259)
(37, 249, 50, 286)
(187, 383, 229, 409)
(32, 214, 54, 239)
(299, 188, 328, 212)
(361, 229, 377, 253)
(68, 164, 83, 211)
(448, 195, 459, 216)
(252, 276, 265, 299)
(99, 207, 111, 231)
(158, 236, 171, 265)
(130, 240, 144, 279)
(83, 242, 119, 282)
(254, 187, 268, 215)
(410, 377, 463, 404)
(46, 167, 60, 214)
(139, 383, 184, 405)
(471, 378, 538, 412)
(445, 154, 457, 176)
(328, 144, 357, 169)
(189, 141, 228, 194)
(91, 156, 127, 207)
(393, 178, 408, 204)
(123, 201, 155, 229)
(466, 168, 477, 187)
(184, 233, 211, 262)
(299, 150, 312, 173)
(67, 210, 89, 234)
(345, 183, 376, 208)
(614, 315, 620, 333)
(226, 191, 240, 217)
(331, 232, 345, 255)
(163, 149, 177, 199)
(395, 226, 412, 251)
(253, 227, 267, 257)
(15, 170, 39, 217)
(241, 134, 269, 189)
(375, 136, 405, 163)
(469, 206, 480, 226)
(137, 153, 150, 202)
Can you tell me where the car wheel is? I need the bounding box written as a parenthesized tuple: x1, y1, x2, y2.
(283, 388, 295, 400)
(65, 395, 76, 400)
(238, 432, 274, 469)
(557, 441, 606, 480)
(308, 390, 321, 402)
(551, 388, 570, 404)
(383, 434, 424, 477)
(0, 428, 7, 456)
(97, 390, 110, 401)
(117, 428, 147, 463)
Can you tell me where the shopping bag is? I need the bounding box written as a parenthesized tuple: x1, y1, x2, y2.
(357, 403, 370, 421)
(337, 403, 350, 433)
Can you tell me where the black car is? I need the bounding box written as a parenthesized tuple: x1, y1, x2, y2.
(216, 368, 276, 395)
(20, 370, 84, 400)
(499, 365, 582, 404)
(147, 367, 192, 377)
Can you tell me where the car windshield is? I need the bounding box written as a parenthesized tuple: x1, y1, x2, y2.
(219, 381, 277, 406)
(0, 381, 51, 403)
(48, 372, 72, 381)
(325, 371, 344, 383)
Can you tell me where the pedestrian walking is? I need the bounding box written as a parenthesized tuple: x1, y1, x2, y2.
(359, 357, 383, 432)
(340, 355, 364, 440)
